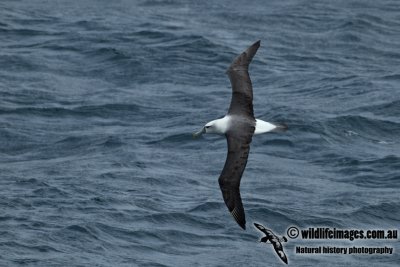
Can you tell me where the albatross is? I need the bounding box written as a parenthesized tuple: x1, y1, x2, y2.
(193, 40, 287, 229)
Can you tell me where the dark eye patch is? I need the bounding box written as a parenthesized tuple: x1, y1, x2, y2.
(205, 126, 211, 128)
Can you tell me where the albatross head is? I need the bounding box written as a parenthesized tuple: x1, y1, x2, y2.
(193, 117, 230, 138)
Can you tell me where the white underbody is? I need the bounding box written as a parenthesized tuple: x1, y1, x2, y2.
(204, 115, 276, 135)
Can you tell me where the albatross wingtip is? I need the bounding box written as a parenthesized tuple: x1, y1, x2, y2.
(230, 206, 246, 230)
(249, 40, 261, 52)
(236, 217, 246, 230)
(227, 40, 261, 72)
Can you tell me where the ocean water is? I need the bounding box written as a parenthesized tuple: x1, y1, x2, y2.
(1, 0, 399, 266)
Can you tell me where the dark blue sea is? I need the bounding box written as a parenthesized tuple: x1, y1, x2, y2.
(1, 0, 399, 266)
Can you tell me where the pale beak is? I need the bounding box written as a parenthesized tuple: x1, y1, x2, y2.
(192, 127, 205, 138)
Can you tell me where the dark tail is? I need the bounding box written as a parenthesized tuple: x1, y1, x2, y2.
(272, 122, 288, 132)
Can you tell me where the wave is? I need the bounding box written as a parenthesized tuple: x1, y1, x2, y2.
(321, 115, 400, 142)
(0, 104, 143, 118)
(345, 202, 400, 226)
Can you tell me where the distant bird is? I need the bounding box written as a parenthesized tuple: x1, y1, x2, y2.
(193, 41, 287, 229)
(254, 223, 288, 264)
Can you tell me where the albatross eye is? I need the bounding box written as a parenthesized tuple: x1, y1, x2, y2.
(205, 126, 211, 128)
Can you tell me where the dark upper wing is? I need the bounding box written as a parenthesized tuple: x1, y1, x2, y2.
(254, 222, 269, 235)
(273, 242, 288, 264)
(254, 223, 277, 239)
(226, 40, 260, 118)
(218, 125, 255, 229)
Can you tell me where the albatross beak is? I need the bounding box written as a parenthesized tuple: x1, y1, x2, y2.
(192, 127, 205, 138)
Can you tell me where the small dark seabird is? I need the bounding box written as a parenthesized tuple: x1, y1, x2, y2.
(193, 41, 287, 229)
(254, 223, 288, 264)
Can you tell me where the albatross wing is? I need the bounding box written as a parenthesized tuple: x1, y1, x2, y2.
(226, 40, 260, 118)
(218, 124, 255, 229)
(218, 41, 261, 229)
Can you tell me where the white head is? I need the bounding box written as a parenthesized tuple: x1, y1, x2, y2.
(193, 117, 230, 138)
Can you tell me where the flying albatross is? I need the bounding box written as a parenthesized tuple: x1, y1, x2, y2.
(193, 40, 287, 229)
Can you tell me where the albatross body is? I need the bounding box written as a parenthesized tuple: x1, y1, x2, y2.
(193, 40, 286, 230)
